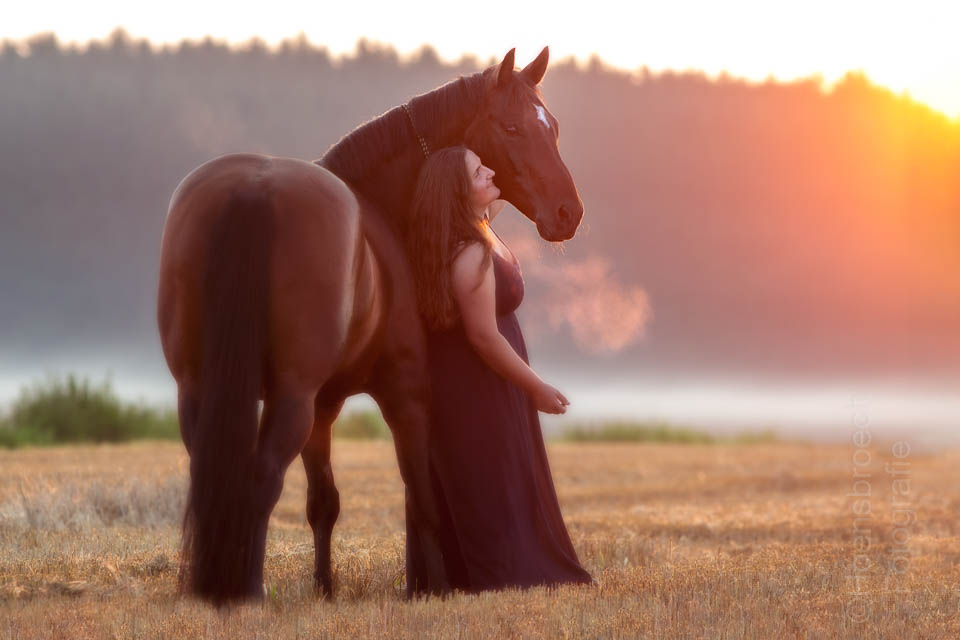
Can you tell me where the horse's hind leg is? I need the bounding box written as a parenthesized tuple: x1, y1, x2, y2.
(247, 391, 316, 595)
(301, 393, 345, 599)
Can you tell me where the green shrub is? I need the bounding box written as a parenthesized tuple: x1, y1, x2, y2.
(332, 410, 390, 440)
(725, 429, 780, 445)
(558, 420, 780, 445)
(560, 420, 715, 444)
(0, 374, 179, 448)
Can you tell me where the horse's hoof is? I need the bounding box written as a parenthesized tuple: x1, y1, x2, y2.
(315, 585, 334, 601)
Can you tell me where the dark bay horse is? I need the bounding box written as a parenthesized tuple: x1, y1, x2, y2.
(157, 47, 584, 605)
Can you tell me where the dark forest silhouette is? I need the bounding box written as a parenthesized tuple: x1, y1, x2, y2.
(2, 30, 959, 383)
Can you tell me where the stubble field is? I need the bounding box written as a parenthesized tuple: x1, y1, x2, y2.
(1, 438, 959, 639)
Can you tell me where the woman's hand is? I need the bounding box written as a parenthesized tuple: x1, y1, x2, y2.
(532, 381, 570, 414)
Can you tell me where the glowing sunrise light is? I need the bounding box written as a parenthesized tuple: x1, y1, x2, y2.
(4, 0, 960, 119)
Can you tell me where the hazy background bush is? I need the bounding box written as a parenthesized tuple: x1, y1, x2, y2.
(0, 374, 775, 447)
(0, 374, 397, 447)
(0, 375, 179, 448)
(332, 409, 391, 440)
(559, 420, 778, 444)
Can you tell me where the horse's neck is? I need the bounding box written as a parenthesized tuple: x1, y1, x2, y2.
(330, 73, 486, 224)
(365, 115, 471, 212)
(415, 72, 488, 153)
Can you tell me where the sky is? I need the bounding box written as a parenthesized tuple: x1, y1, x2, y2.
(5, 0, 960, 120)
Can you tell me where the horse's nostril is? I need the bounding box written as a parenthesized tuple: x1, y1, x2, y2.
(558, 205, 572, 223)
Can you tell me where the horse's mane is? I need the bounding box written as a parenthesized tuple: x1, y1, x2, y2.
(317, 70, 490, 186)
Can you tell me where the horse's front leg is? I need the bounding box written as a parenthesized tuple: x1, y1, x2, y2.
(369, 359, 450, 598)
(301, 394, 345, 599)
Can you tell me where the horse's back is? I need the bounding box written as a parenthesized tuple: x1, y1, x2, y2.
(158, 153, 365, 395)
(162, 153, 358, 251)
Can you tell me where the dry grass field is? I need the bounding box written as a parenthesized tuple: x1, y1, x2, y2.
(1, 438, 959, 639)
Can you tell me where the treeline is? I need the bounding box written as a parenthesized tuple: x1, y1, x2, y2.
(2, 31, 959, 381)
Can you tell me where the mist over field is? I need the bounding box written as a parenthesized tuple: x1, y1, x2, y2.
(2, 31, 958, 442)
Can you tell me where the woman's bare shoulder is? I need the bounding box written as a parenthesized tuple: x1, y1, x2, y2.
(450, 241, 486, 272)
(450, 242, 491, 292)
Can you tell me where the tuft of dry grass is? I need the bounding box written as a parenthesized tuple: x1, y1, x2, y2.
(1, 439, 959, 638)
(1, 477, 185, 531)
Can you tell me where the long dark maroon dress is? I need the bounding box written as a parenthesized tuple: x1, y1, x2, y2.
(406, 227, 592, 593)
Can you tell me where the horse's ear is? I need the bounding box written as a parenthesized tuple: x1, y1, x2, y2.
(497, 48, 516, 87)
(520, 47, 550, 85)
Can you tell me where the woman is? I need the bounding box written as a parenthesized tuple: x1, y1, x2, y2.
(404, 145, 592, 593)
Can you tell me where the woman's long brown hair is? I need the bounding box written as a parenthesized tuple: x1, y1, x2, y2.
(405, 146, 493, 330)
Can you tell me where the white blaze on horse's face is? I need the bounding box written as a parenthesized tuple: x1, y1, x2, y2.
(535, 105, 551, 130)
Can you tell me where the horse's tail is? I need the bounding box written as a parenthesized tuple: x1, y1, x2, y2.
(179, 184, 273, 604)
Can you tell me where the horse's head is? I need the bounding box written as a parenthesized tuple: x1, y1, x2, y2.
(464, 47, 584, 242)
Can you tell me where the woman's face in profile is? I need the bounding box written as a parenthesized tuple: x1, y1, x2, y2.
(464, 149, 500, 217)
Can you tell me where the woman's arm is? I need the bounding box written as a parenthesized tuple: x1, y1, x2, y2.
(450, 244, 568, 414)
(486, 199, 508, 222)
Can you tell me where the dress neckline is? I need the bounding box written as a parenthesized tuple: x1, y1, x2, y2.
(487, 223, 518, 266)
